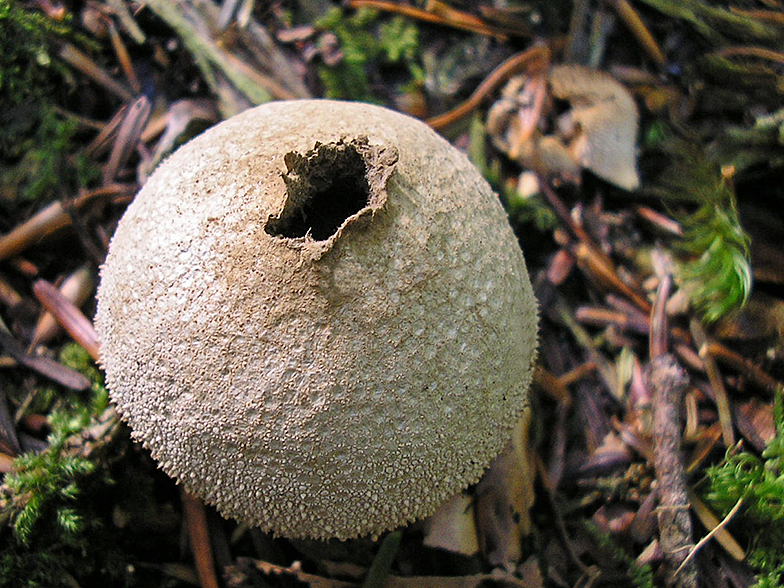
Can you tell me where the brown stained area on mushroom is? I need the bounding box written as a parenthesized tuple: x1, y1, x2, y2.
(264, 137, 399, 245)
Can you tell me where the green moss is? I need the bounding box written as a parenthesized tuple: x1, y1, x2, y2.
(0, 0, 71, 109)
(378, 16, 419, 65)
(704, 391, 784, 587)
(316, 8, 422, 101)
(6, 426, 97, 547)
(2, 108, 83, 203)
(645, 131, 751, 323)
(0, 344, 121, 587)
(0, 4, 99, 207)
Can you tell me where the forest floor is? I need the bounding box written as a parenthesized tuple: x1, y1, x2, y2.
(1, 1, 784, 587)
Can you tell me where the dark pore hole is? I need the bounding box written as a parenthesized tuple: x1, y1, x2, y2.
(265, 140, 371, 241)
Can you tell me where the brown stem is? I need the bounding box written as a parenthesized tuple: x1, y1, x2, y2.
(649, 273, 672, 359)
(181, 489, 221, 588)
(345, 0, 502, 37)
(607, 0, 666, 66)
(32, 279, 101, 362)
(647, 355, 697, 588)
(427, 46, 550, 130)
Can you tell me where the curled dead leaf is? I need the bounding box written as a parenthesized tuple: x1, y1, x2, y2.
(422, 493, 479, 556)
(475, 412, 535, 570)
(488, 64, 640, 190)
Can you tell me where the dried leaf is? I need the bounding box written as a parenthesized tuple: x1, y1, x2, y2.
(0, 321, 90, 391)
(488, 65, 640, 190)
(549, 65, 640, 190)
(475, 411, 534, 570)
(29, 265, 95, 349)
(422, 493, 479, 556)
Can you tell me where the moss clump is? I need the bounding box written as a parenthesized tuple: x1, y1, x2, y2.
(316, 7, 422, 102)
(1, 108, 100, 207)
(0, 3, 99, 209)
(704, 391, 784, 588)
(645, 130, 751, 323)
(0, 345, 121, 587)
(0, 0, 71, 111)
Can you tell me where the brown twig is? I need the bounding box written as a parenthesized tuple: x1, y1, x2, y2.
(537, 178, 600, 249)
(108, 20, 141, 93)
(572, 242, 652, 314)
(32, 279, 101, 362)
(728, 7, 784, 26)
(58, 43, 134, 101)
(427, 46, 550, 130)
(714, 45, 784, 65)
(576, 305, 650, 335)
(0, 275, 23, 309)
(686, 422, 723, 474)
(559, 361, 598, 388)
(647, 354, 697, 588)
(706, 342, 784, 394)
(0, 184, 135, 261)
(635, 205, 683, 236)
(690, 321, 735, 448)
(345, 0, 506, 37)
(536, 184, 651, 317)
(607, 0, 666, 66)
(535, 366, 573, 407)
(181, 489, 221, 588)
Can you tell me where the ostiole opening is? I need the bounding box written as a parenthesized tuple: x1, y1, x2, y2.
(265, 137, 397, 242)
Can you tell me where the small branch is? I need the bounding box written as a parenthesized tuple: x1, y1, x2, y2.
(714, 45, 784, 66)
(59, 43, 134, 101)
(706, 342, 784, 395)
(427, 46, 550, 130)
(0, 185, 135, 261)
(690, 320, 735, 448)
(608, 0, 666, 66)
(181, 489, 221, 588)
(346, 0, 507, 38)
(647, 354, 697, 588)
(32, 280, 101, 362)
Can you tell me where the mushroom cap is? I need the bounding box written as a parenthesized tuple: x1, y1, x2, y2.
(96, 100, 538, 540)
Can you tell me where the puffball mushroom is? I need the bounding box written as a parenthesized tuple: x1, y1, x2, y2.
(95, 100, 538, 540)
